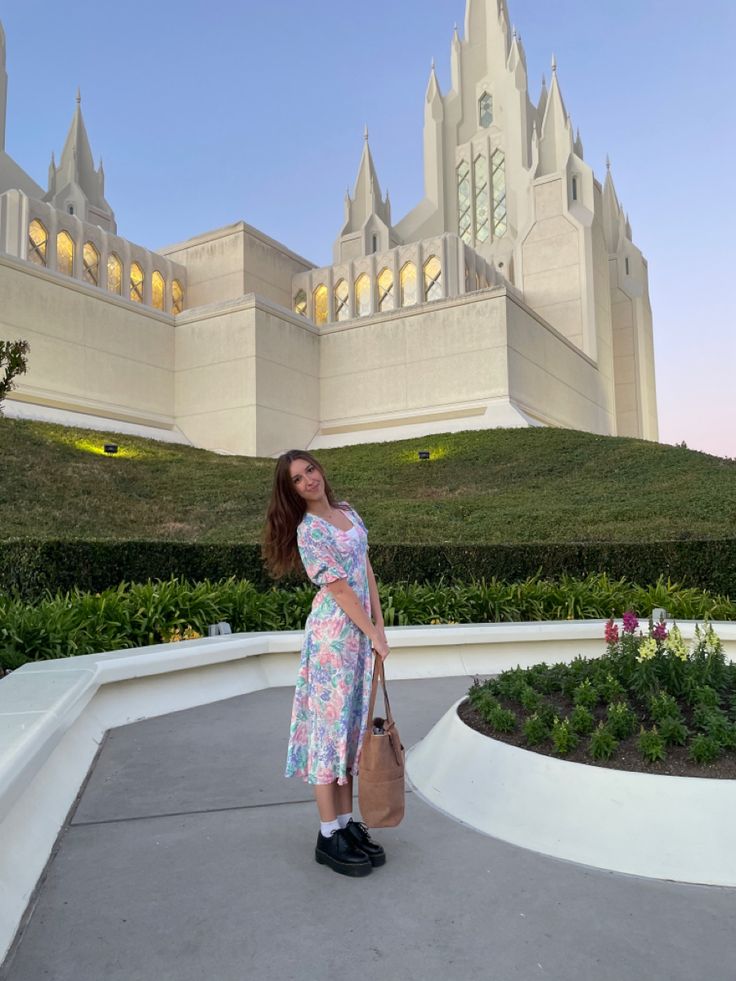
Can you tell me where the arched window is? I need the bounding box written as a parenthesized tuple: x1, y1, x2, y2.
(377, 267, 394, 312)
(107, 253, 122, 295)
(172, 279, 184, 314)
(400, 262, 417, 307)
(473, 153, 490, 243)
(152, 270, 165, 311)
(479, 92, 493, 128)
(28, 219, 49, 266)
(130, 262, 144, 303)
(57, 230, 74, 276)
(355, 273, 370, 317)
(492, 149, 507, 238)
(83, 242, 100, 286)
(334, 279, 349, 321)
(423, 256, 442, 302)
(294, 289, 307, 317)
(457, 160, 471, 245)
(571, 176, 578, 202)
(313, 284, 328, 325)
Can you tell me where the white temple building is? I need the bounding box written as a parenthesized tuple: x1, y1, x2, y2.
(0, 1, 658, 457)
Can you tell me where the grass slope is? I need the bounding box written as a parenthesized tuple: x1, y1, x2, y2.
(1, 418, 735, 544)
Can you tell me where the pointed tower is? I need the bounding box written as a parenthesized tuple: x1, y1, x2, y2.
(333, 128, 395, 262)
(0, 20, 7, 153)
(536, 56, 574, 175)
(44, 90, 116, 232)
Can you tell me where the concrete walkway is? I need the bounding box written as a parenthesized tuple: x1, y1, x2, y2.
(2, 677, 735, 981)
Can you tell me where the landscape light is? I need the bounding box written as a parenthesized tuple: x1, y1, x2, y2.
(418, 450, 430, 460)
(103, 444, 119, 455)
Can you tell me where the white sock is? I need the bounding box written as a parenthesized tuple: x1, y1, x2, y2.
(320, 819, 340, 838)
(337, 811, 353, 829)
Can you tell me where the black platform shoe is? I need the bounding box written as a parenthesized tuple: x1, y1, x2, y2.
(315, 829, 372, 877)
(343, 819, 387, 867)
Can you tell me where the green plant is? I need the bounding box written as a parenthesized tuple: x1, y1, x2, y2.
(588, 722, 618, 760)
(606, 701, 638, 740)
(598, 672, 626, 703)
(637, 727, 666, 763)
(519, 685, 541, 712)
(692, 707, 736, 750)
(569, 704, 596, 736)
(688, 733, 721, 765)
(522, 712, 551, 746)
(550, 717, 578, 756)
(648, 691, 683, 725)
(485, 703, 517, 734)
(572, 678, 599, 709)
(657, 716, 689, 747)
(0, 339, 30, 413)
(690, 685, 720, 709)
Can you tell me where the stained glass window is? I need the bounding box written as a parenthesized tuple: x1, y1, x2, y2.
(83, 242, 99, 285)
(130, 261, 144, 303)
(152, 271, 165, 311)
(423, 256, 442, 302)
(172, 279, 184, 314)
(313, 284, 328, 325)
(377, 267, 394, 312)
(334, 279, 349, 321)
(457, 160, 471, 245)
(355, 274, 370, 317)
(473, 154, 490, 244)
(492, 149, 507, 238)
(294, 289, 307, 317)
(479, 92, 493, 128)
(400, 262, 417, 307)
(107, 254, 122, 295)
(57, 230, 74, 277)
(28, 219, 48, 266)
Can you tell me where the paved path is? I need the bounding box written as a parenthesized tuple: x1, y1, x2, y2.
(2, 678, 735, 981)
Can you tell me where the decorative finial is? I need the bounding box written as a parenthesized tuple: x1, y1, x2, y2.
(76, 87, 81, 105)
(364, 123, 369, 141)
(50, 151, 56, 167)
(431, 56, 435, 70)
(606, 154, 611, 171)
(513, 26, 517, 40)
(551, 54, 557, 74)
(541, 73, 547, 88)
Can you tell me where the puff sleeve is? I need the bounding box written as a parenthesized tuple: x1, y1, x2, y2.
(297, 521, 349, 587)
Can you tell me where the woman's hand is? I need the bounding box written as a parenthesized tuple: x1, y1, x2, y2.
(371, 628, 390, 660)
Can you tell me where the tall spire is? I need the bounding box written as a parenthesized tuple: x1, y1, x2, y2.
(0, 20, 7, 153)
(425, 59, 442, 116)
(333, 129, 393, 261)
(602, 158, 625, 253)
(536, 56, 573, 175)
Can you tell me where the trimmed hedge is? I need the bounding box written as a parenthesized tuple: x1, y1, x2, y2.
(1, 538, 736, 602)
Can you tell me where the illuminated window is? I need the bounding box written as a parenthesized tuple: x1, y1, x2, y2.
(492, 149, 507, 238)
(172, 279, 184, 314)
(400, 261, 417, 307)
(294, 289, 307, 316)
(57, 230, 74, 276)
(107, 253, 122, 295)
(28, 219, 48, 267)
(334, 279, 349, 321)
(423, 256, 442, 302)
(152, 271, 165, 311)
(313, 284, 328, 325)
(377, 267, 394, 312)
(355, 273, 370, 317)
(473, 154, 490, 243)
(130, 261, 144, 303)
(479, 92, 493, 128)
(83, 242, 100, 286)
(457, 160, 471, 245)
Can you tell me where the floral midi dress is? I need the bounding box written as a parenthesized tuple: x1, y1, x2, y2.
(284, 503, 374, 786)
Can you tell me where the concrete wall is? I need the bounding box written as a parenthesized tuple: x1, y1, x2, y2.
(0, 254, 175, 427)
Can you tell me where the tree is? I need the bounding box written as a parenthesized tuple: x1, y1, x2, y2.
(0, 340, 30, 415)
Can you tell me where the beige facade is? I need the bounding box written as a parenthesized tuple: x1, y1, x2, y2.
(0, 0, 657, 457)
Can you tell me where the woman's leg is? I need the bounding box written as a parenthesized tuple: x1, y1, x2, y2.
(335, 774, 353, 818)
(313, 781, 338, 822)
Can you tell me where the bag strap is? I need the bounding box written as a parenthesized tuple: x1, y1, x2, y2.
(367, 655, 393, 725)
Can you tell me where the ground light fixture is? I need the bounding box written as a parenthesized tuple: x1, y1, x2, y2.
(103, 444, 119, 455)
(418, 450, 430, 460)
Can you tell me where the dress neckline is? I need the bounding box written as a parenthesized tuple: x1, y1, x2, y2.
(303, 508, 355, 534)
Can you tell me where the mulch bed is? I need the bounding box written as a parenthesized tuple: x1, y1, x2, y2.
(457, 698, 736, 780)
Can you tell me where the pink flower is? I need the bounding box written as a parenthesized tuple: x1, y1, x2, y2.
(652, 620, 668, 641)
(622, 610, 639, 634)
(605, 619, 620, 644)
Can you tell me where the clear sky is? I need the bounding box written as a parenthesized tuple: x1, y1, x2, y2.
(2, 1, 734, 457)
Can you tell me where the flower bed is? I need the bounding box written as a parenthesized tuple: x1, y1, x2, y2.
(463, 615, 736, 777)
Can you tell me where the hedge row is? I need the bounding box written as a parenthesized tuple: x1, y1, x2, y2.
(1, 574, 735, 671)
(1, 538, 736, 602)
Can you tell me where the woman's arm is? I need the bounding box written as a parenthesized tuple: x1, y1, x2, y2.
(366, 556, 384, 631)
(326, 577, 389, 658)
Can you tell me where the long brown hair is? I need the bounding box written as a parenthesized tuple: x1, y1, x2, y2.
(262, 450, 344, 578)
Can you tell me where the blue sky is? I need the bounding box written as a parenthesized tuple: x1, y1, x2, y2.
(2, 0, 734, 457)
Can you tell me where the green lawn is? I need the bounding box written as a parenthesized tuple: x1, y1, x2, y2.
(2, 418, 735, 544)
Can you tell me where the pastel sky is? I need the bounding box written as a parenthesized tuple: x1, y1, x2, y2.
(2, 1, 734, 457)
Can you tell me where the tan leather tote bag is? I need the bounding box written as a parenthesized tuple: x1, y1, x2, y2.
(358, 658, 405, 828)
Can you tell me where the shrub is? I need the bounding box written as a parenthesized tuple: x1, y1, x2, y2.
(519, 685, 541, 712)
(657, 716, 689, 747)
(484, 703, 517, 734)
(550, 717, 578, 756)
(637, 727, 666, 763)
(572, 678, 599, 709)
(648, 691, 683, 725)
(569, 704, 596, 736)
(589, 723, 618, 761)
(606, 701, 638, 740)
(522, 713, 551, 746)
(598, 672, 626, 704)
(689, 734, 721, 765)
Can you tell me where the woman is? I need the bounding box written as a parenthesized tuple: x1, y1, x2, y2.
(262, 449, 390, 878)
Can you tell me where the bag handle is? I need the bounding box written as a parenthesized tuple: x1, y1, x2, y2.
(367, 655, 393, 727)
